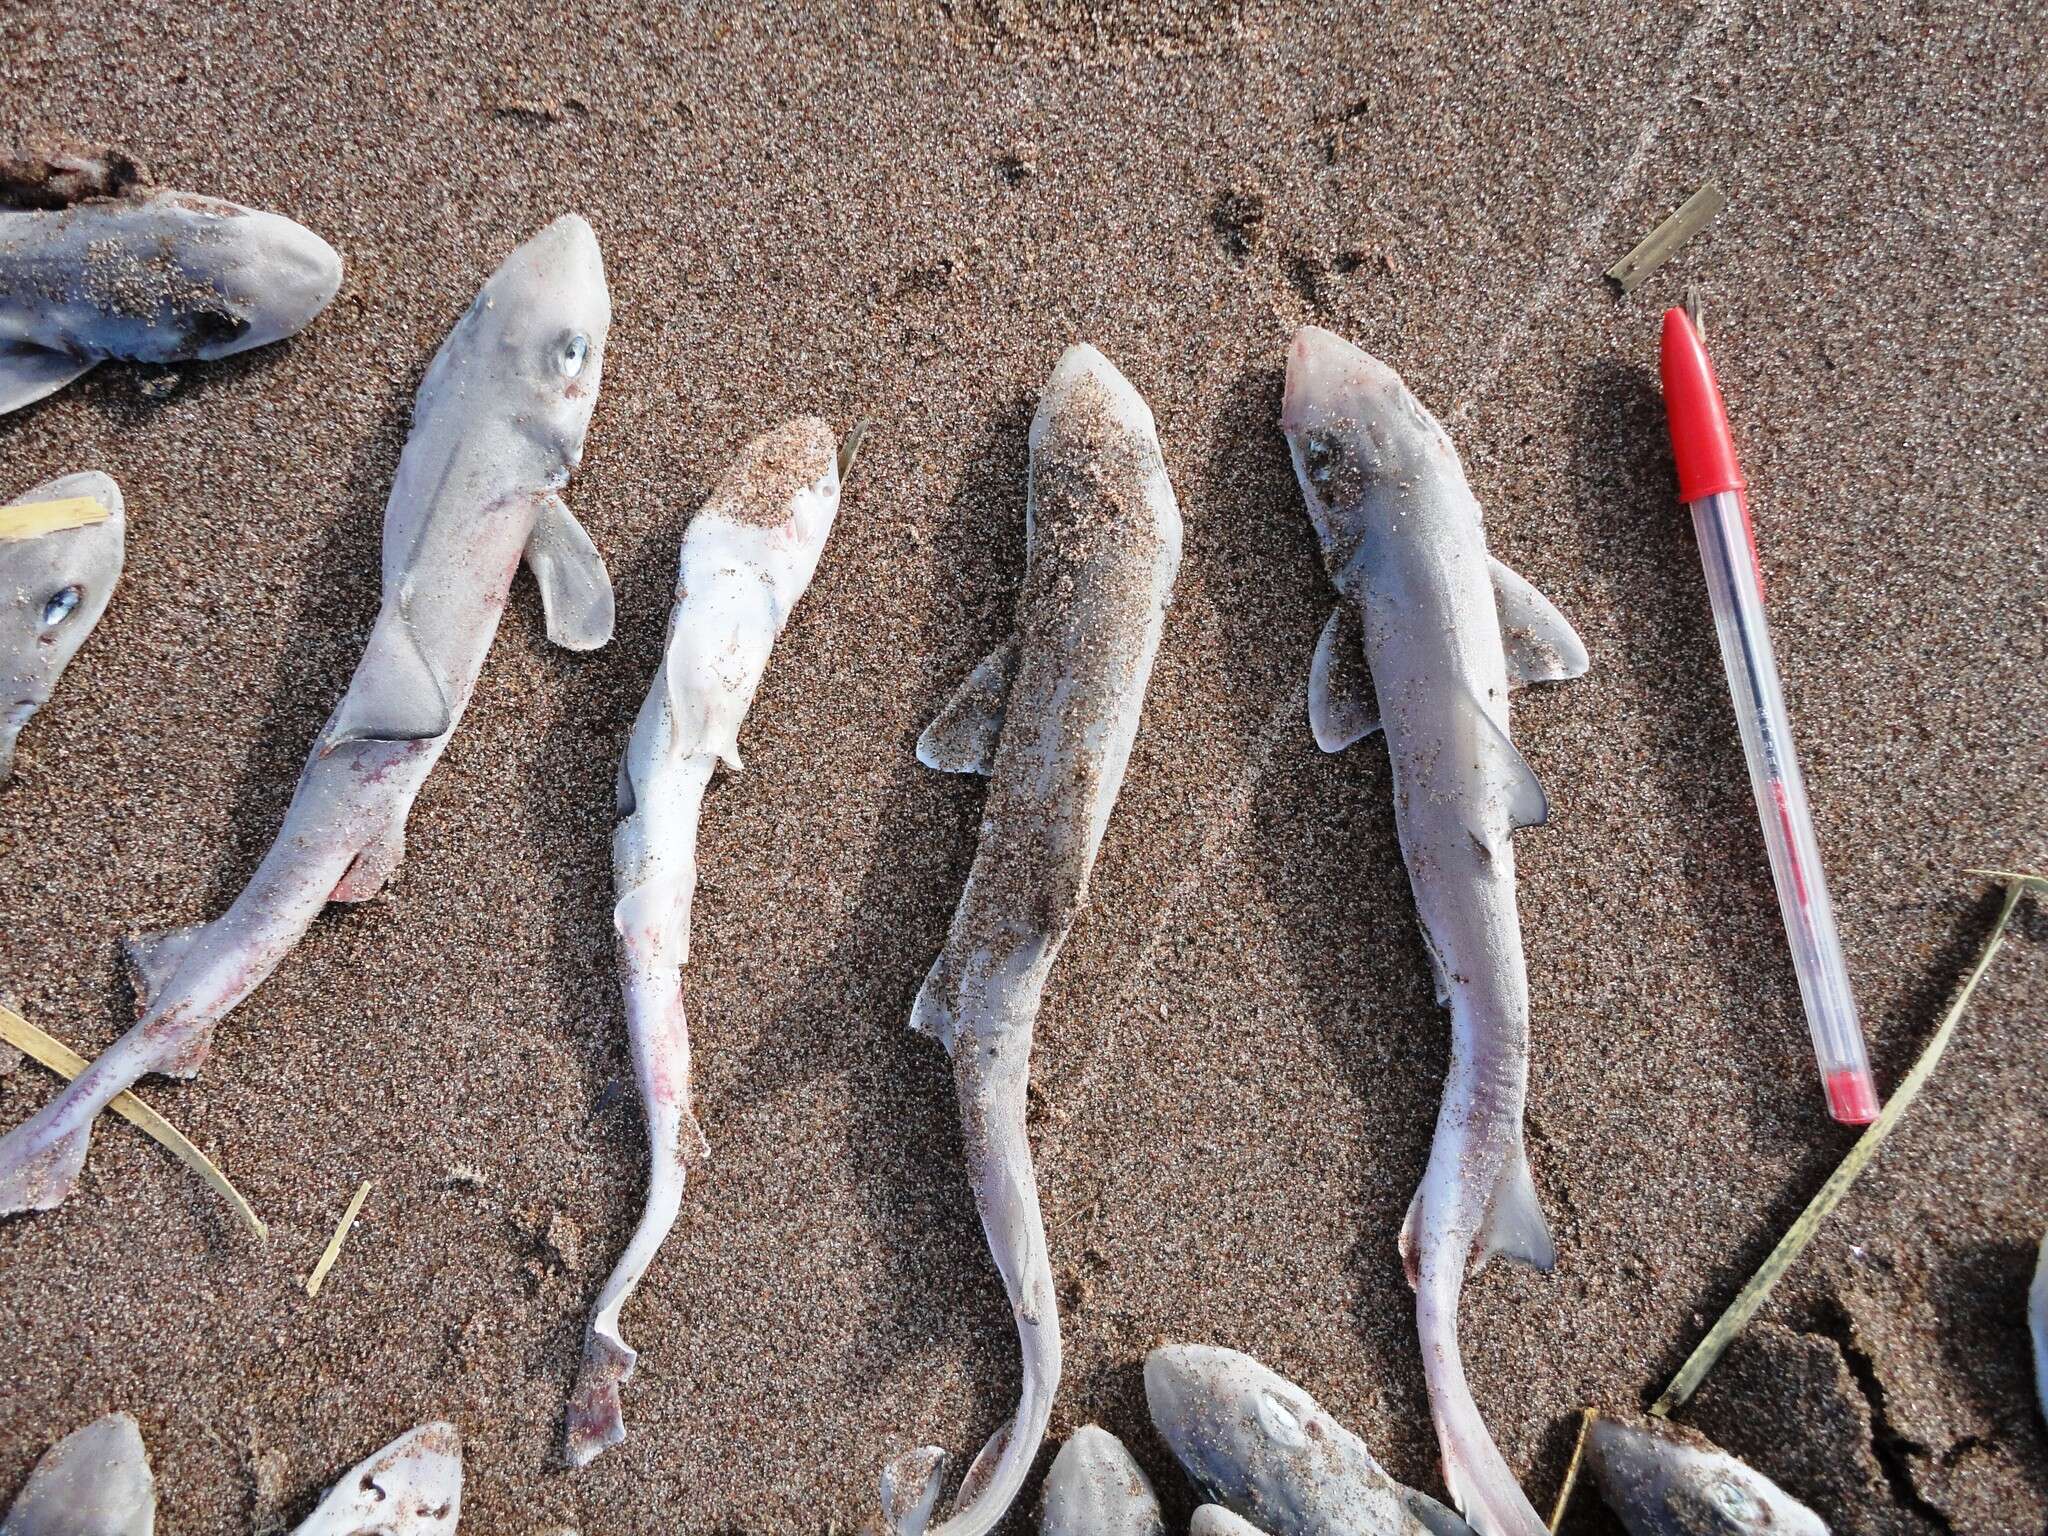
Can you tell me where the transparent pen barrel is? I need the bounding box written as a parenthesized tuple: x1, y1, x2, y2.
(1691, 490, 1871, 1109)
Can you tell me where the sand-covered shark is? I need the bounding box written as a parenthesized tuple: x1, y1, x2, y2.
(882, 344, 1182, 1536)
(565, 417, 854, 1468)
(0, 151, 341, 414)
(1146, 1344, 1475, 1536)
(0, 215, 615, 1214)
(1, 472, 124, 782)
(0, 1412, 156, 1535)
(1281, 326, 1589, 1536)
(1040, 1426, 1165, 1536)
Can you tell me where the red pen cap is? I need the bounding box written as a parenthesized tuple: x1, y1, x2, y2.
(1659, 307, 1746, 503)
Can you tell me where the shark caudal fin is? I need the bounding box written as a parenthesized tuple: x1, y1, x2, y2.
(0, 1105, 95, 1213)
(1416, 1277, 1548, 1536)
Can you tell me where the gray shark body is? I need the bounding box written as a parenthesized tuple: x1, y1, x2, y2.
(0, 216, 614, 1214)
(885, 343, 1181, 1536)
(0, 472, 124, 781)
(0, 160, 341, 414)
(565, 418, 848, 1467)
(1281, 326, 1588, 1536)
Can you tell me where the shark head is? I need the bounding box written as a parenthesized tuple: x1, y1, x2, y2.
(0, 1411, 156, 1535)
(1281, 326, 1459, 555)
(157, 194, 345, 357)
(1144, 1344, 1339, 1512)
(0, 472, 125, 781)
(436, 214, 611, 479)
(1041, 1425, 1164, 1536)
(1585, 1415, 1827, 1536)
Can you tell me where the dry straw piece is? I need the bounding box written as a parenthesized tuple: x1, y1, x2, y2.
(1606, 181, 1727, 295)
(0, 1003, 266, 1240)
(306, 1178, 374, 1298)
(0, 497, 112, 540)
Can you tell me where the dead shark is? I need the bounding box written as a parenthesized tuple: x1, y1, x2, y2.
(0, 215, 614, 1214)
(1, 1412, 156, 1536)
(1583, 1415, 1826, 1536)
(0, 153, 341, 414)
(291, 1422, 462, 1536)
(1281, 325, 1588, 1536)
(1, 472, 124, 782)
(1145, 1344, 1474, 1536)
(884, 343, 1181, 1536)
(565, 417, 851, 1467)
(1041, 1426, 1165, 1536)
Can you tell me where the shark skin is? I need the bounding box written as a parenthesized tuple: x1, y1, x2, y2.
(0, 215, 615, 1215)
(1040, 1426, 1165, 1536)
(1583, 1416, 1826, 1536)
(2033, 1231, 2047, 1422)
(564, 417, 848, 1468)
(290, 1422, 462, 1536)
(0, 471, 124, 782)
(0, 1412, 156, 1536)
(884, 344, 1182, 1536)
(0, 157, 341, 414)
(1280, 325, 1588, 1536)
(1145, 1344, 1474, 1536)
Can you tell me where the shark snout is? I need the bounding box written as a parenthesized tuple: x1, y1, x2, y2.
(231, 210, 344, 350)
(1281, 324, 1404, 433)
(1040, 341, 1156, 436)
(1143, 1342, 1237, 1436)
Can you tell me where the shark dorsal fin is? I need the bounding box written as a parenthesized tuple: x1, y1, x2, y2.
(916, 638, 1019, 775)
(525, 493, 615, 652)
(1309, 604, 1381, 752)
(322, 607, 452, 753)
(1490, 557, 1588, 687)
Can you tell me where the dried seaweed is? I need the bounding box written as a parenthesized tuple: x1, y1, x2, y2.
(0, 1004, 266, 1239)
(1606, 182, 1726, 295)
(0, 497, 112, 541)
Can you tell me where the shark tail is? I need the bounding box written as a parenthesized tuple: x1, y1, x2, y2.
(1416, 1265, 1548, 1536)
(566, 958, 702, 1470)
(0, 1016, 183, 1214)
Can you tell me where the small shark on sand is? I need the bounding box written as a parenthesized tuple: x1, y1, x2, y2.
(0, 471, 124, 782)
(1583, 1415, 1827, 1536)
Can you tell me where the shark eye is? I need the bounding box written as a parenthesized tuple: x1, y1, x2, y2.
(41, 586, 82, 630)
(1703, 1477, 1763, 1520)
(557, 332, 589, 378)
(1255, 1390, 1307, 1449)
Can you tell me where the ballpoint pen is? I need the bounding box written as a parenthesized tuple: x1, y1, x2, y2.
(1660, 302, 1879, 1126)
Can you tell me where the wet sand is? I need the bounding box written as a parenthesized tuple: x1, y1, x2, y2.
(1, 3, 2043, 1531)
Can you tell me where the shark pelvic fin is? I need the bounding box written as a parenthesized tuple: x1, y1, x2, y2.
(526, 492, 616, 652)
(330, 820, 406, 902)
(1490, 556, 1589, 687)
(123, 923, 206, 1010)
(1309, 604, 1381, 752)
(1474, 1145, 1556, 1275)
(323, 609, 452, 752)
(916, 637, 1019, 775)
(0, 342, 98, 416)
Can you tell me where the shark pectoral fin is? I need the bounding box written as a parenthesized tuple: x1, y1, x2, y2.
(1309, 603, 1381, 752)
(1473, 1148, 1556, 1275)
(0, 343, 98, 415)
(123, 923, 206, 1009)
(916, 637, 1019, 774)
(1490, 557, 1589, 686)
(323, 611, 452, 752)
(526, 493, 616, 652)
